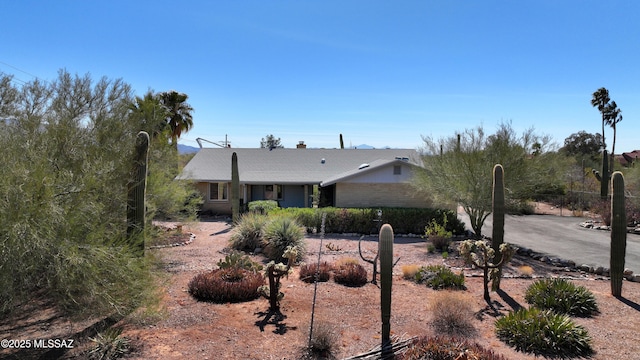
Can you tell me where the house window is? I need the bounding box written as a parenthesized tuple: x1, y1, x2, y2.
(265, 184, 283, 200)
(393, 165, 402, 175)
(209, 182, 228, 201)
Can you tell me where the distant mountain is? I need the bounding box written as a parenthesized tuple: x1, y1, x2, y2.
(351, 144, 394, 149)
(352, 144, 374, 149)
(178, 144, 199, 154)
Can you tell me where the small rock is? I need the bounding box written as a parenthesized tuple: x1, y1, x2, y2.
(630, 274, 640, 283)
(595, 266, 605, 275)
(254, 247, 263, 254)
(602, 268, 610, 277)
(578, 264, 592, 272)
(624, 268, 634, 276)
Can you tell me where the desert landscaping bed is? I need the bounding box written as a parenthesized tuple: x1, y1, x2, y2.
(2, 215, 640, 360)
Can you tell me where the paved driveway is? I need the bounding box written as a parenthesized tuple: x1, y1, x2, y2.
(457, 211, 640, 273)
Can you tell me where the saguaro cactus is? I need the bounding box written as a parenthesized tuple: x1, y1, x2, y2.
(491, 164, 505, 291)
(610, 171, 627, 297)
(231, 152, 240, 222)
(127, 131, 150, 256)
(379, 224, 394, 357)
(592, 150, 610, 199)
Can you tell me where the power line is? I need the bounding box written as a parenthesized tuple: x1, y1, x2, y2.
(0, 60, 42, 81)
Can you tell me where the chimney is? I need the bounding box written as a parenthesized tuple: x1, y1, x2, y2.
(297, 141, 307, 149)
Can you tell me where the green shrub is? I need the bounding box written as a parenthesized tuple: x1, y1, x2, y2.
(414, 265, 465, 290)
(217, 251, 263, 272)
(267, 207, 465, 235)
(425, 215, 453, 251)
(188, 268, 264, 303)
(263, 216, 306, 262)
(0, 71, 159, 319)
(400, 336, 507, 360)
(525, 278, 599, 317)
(429, 291, 476, 337)
(248, 200, 279, 214)
(334, 263, 368, 287)
(299, 261, 332, 283)
(229, 212, 268, 252)
(495, 307, 593, 358)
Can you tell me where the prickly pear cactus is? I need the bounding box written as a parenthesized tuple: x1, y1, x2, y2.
(610, 171, 626, 297)
(379, 224, 394, 356)
(231, 152, 240, 222)
(491, 164, 505, 291)
(127, 131, 150, 256)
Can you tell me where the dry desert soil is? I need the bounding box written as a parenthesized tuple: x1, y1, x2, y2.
(2, 204, 640, 360)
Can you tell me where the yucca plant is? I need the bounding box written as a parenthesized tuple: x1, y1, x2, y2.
(229, 212, 268, 252)
(495, 307, 593, 358)
(263, 216, 306, 262)
(525, 278, 599, 317)
(88, 327, 131, 360)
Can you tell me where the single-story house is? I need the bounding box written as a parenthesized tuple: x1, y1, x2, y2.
(177, 144, 429, 214)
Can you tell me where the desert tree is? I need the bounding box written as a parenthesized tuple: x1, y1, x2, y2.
(159, 90, 194, 150)
(0, 70, 160, 319)
(413, 121, 561, 238)
(129, 90, 170, 141)
(260, 134, 284, 149)
(605, 100, 623, 167)
(591, 87, 610, 150)
(561, 131, 604, 167)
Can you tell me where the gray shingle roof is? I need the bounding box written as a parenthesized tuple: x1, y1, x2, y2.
(177, 148, 422, 185)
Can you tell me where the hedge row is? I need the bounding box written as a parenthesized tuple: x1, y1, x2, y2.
(262, 206, 465, 235)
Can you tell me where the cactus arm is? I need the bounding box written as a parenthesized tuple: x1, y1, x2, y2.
(610, 171, 627, 297)
(379, 224, 394, 356)
(127, 131, 150, 256)
(600, 150, 609, 198)
(358, 236, 379, 285)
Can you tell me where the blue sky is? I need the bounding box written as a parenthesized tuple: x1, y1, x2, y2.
(2, 1, 639, 152)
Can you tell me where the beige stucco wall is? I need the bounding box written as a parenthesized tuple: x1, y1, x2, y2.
(195, 182, 232, 214)
(334, 182, 430, 208)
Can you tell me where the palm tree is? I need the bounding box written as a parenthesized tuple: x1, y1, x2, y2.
(605, 101, 622, 167)
(129, 90, 169, 141)
(159, 91, 194, 150)
(591, 87, 610, 150)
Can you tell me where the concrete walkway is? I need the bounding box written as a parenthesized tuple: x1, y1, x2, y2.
(457, 210, 640, 273)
